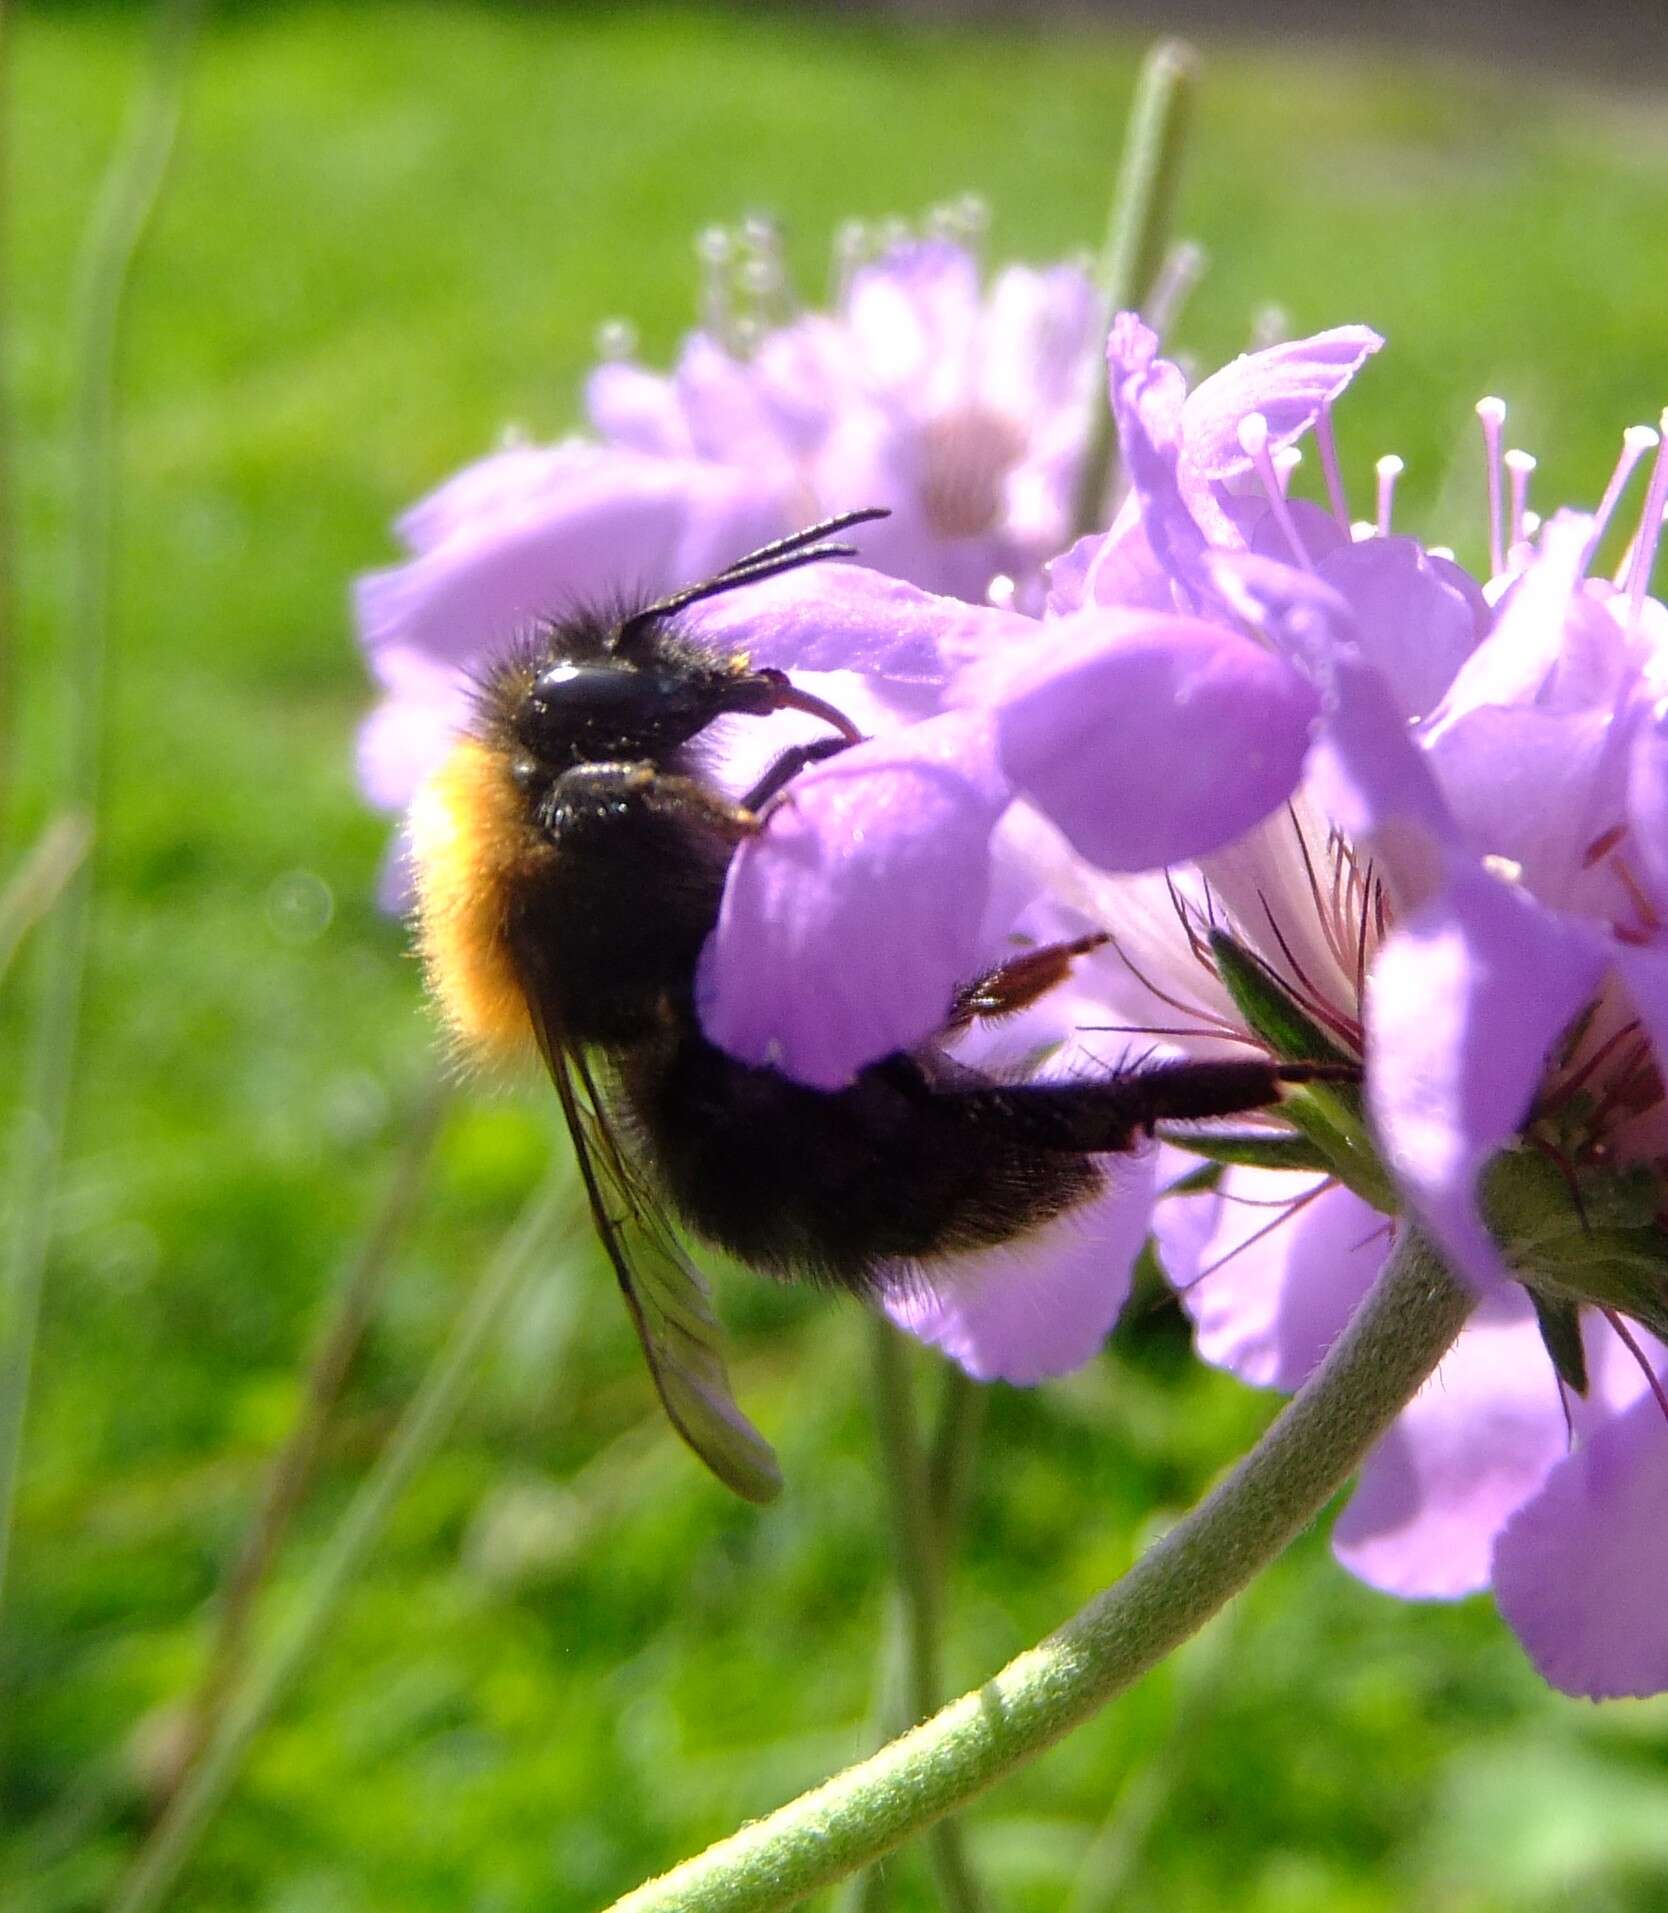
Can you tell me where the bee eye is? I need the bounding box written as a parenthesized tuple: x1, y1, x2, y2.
(529, 662, 651, 720)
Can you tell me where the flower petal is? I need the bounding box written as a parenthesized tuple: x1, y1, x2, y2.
(697, 709, 1011, 1087)
(1105, 313, 1222, 606)
(882, 1153, 1153, 1383)
(1318, 536, 1482, 723)
(1181, 326, 1384, 479)
(993, 608, 1318, 872)
(1493, 1380, 1668, 1698)
(686, 562, 1019, 686)
(1365, 861, 1608, 1289)
(1159, 1172, 1389, 1391)
(357, 452, 789, 671)
(585, 361, 695, 457)
(1333, 1292, 1569, 1598)
(1626, 695, 1668, 911)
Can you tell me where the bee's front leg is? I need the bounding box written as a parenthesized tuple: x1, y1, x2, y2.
(547, 762, 762, 843)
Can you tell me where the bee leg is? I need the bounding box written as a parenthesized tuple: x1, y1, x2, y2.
(549, 762, 761, 842)
(928, 1056, 1352, 1154)
(942, 932, 1111, 1035)
(739, 734, 855, 812)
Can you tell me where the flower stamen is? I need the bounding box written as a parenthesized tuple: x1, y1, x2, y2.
(1584, 423, 1659, 567)
(1238, 413, 1311, 567)
(1477, 396, 1507, 578)
(1625, 409, 1668, 627)
(1374, 454, 1404, 536)
(1601, 1308, 1668, 1428)
(1505, 448, 1536, 553)
(1179, 1180, 1331, 1293)
(1314, 397, 1350, 530)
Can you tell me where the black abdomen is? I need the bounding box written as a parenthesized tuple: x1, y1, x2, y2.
(615, 1027, 1104, 1293)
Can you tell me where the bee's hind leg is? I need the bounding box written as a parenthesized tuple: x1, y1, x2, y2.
(942, 932, 1111, 1036)
(927, 1056, 1353, 1155)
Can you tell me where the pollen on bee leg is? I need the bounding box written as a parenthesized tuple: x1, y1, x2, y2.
(406, 737, 545, 1060)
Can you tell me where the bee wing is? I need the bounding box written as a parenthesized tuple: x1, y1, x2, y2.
(529, 1001, 783, 1505)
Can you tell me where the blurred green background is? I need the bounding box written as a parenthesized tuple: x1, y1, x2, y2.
(8, 4, 1668, 1909)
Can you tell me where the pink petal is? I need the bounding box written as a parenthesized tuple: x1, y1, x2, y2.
(687, 563, 1018, 686)
(882, 1153, 1154, 1383)
(1333, 1292, 1569, 1598)
(1181, 326, 1385, 480)
(1161, 1172, 1389, 1391)
(358, 455, 788, 671)
(697, 709, 1011, 1088)
(1494, 1383, 1668, 1698)
(1318, 537, 1482, 724)
(1365, 861, 1608, 1290)
(994, 609, 1318, 872)
(1626, 696, 1668, 911)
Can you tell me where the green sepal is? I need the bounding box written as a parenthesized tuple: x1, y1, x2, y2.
(1155, 1127, 1336, 1175)
(1483, 1149, 1668, 1346)
(1527, 1288, 1589, 1396)
(1208, 931, 1356, 1077)
(1206, 931, 1397, 1214)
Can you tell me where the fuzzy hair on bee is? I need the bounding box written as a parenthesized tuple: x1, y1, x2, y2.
(405, 510, 1347, 1501)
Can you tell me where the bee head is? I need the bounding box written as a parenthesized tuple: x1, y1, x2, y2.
(508, 635, 787, 775)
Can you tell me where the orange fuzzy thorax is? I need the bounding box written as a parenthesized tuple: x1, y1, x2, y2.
(408, 737, 551, 1059)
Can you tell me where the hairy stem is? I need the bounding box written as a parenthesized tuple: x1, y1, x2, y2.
(864, 1320, 983, 1911)
(1069, 37, 1197, 539)
(608, 1229, 1470, 1913)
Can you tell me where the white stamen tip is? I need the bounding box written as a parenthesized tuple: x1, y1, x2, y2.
(1428, 544, 1457, 561)
(1375, 454, 1405, 478)
(595, 319, 638, 361)
(986, 573, 1017, 610)
(1626, 425, 1662, 454)
(1274, 445, 1303, 476)
(1350, 519, 1377, 542)
(1237, 412, 1270, 458)
(1476, 396, 1507, 426)
(1504, 449, 1537, 476)
(1483, 854, 1525, 885)
(1522, 512, 1543, 537)
(697, 225, 733, 264)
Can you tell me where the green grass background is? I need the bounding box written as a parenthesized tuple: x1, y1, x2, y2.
(8, 4, 1668, 1909)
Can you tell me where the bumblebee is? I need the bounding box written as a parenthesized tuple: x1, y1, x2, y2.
(409, 511, 1332, 1500)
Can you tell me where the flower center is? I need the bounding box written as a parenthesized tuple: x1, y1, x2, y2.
(916, 405, 1027, 540)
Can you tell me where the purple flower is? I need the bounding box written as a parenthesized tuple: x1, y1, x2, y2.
(701, 312, 1668, 1697)
(699, 316, 1388, 1087)
(1099, 363, 1668, 1697)
(352, 222, 1104, 861)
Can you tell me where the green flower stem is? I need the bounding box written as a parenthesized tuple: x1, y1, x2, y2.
(152, 1074, 454, 1815)
(608, 1229, 1471, 1913)
(1069, 37, 1198, 539)
(0, 0, 18, 831)
(0, 0, 203, 1616)
(0, 814, 92, 994)
(865, 1319, 983, 1912)
(924, 1364, 985, 1580)
(108, 1175, 573, 1913)
(836, 1349, 989, 1913)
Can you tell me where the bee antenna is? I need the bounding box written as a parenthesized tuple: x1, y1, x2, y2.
(615, 508, 890, 650)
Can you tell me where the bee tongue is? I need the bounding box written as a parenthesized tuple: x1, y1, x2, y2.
(738, 669, 865, 743)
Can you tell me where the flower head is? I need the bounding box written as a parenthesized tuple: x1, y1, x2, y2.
(697, 311, 1668, 1696)
(1076, 342, 1668, 1700)
(353, 214, 1104, 875)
